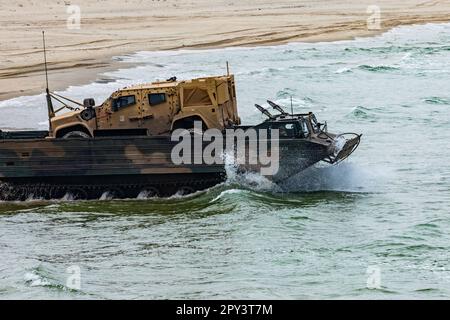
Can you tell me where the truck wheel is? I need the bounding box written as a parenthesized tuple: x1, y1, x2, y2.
(62, 131, 91, 139)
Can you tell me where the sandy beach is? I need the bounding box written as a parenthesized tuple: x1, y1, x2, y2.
(1, 0, 449, 101)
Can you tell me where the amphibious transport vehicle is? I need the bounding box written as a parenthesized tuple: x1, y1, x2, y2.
(0, 82, 360, 201)
(0, 34, 360, 200)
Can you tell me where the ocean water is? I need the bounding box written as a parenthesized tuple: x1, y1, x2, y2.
(1, 23, 450, 299)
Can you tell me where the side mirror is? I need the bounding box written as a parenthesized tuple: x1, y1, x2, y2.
(83, 98, 95, 108)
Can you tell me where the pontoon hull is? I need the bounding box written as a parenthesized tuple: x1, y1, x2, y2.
(0, 136, 226, 200)
(0, 133, 357, 200)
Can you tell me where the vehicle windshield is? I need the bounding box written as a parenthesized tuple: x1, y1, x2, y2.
(310, 114, 320, 133)
(299, 118, 309, 137)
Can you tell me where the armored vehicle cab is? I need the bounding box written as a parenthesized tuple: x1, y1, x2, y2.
(49, 75, 240, 138)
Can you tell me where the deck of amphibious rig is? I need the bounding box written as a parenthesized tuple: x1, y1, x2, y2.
(0, 97, 360, 200)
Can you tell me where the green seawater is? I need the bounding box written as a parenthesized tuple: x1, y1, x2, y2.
(1, 23, 450, 299)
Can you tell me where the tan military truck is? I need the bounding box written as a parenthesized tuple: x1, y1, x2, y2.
(48, 75, 241, 138)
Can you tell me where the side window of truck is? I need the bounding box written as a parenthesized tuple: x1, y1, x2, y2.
(149, 93, 166, 106)
(112, 95, 136, 111)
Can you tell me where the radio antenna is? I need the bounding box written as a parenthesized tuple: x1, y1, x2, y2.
(42, 31, 55, 134)
(42, 31, 50, 93)
(290, 96, 294, 118)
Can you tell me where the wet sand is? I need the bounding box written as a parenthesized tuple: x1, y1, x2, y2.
(1, 0, 449, 100)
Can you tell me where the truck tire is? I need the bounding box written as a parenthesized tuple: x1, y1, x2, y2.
(62, 131, 91, 139)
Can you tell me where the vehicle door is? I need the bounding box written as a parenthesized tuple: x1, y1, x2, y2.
(141, 88, 176, 135)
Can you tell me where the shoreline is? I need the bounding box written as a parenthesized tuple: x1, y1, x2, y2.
(1, 0, 450, 101)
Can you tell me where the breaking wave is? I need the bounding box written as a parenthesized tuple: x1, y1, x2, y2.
(358, 65, 400, 73)
(24, 266, 76, 292)
(347, 106, 378, 121)
(278, 162, 380, 193)
(423, 97, 450, 105)
(227, 162, 380, 194)
(334, 67, 352, 74)
(344, 45, 450, 56)
(223, 151, 281, 193)
(24, 270, 52, 288)
(275, 88, 297, 99)
(222, 144, 379, 194)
